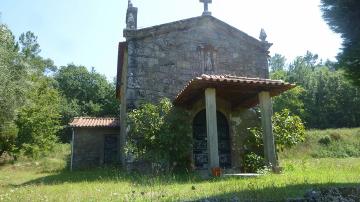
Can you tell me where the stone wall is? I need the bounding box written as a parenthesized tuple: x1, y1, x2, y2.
(125, 16, 269, 109)
(72, 128, 120, 169)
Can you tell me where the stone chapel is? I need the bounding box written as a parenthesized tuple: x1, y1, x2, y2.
(70, 0, 295, 172)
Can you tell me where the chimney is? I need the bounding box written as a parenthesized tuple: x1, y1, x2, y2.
(126, 0, 138, 30)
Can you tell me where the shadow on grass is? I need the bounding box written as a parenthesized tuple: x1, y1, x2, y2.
(19, 167, 207, 187)
(18, 170, 360, 201)
(190, 182, 360, 201)
(10, 163, 360, 201)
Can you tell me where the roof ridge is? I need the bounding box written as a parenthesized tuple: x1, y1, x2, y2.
(199, 74, 285, 83)
(73, 117, 118, 119)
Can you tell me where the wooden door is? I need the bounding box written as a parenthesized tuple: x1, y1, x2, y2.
(104, 135, 118, 165)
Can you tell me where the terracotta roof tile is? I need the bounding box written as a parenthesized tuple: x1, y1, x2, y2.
(69, 117, 120, 128)
(174, 74, 296, 108)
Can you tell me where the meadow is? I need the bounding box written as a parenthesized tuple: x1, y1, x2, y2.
(0, 128, 359, 201)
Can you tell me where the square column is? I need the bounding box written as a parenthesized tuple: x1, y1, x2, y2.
(258, 91, 277, 169)
(205, 88, 219, 169)
(119, 47, 129, 167)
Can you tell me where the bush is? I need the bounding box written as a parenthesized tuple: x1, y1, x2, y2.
(127, 98, 192, 172)
(0, 122, 18, 157)
(318, 136, 331, 146)
(273, 109, 306, 151)
(312, 142, 360, 158)
(244, 152, 265, 173)
(247, 109, 306, 153)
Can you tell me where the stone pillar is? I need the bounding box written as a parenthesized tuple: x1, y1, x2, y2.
(258, 91, 277, 169)
(119, 48, 129, 167)
(205, 88, 219, 169)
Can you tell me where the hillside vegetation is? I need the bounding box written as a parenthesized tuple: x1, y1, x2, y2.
(280, 128, 360, 159)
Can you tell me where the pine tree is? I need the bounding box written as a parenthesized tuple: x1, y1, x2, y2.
(321, 0, 360, 86)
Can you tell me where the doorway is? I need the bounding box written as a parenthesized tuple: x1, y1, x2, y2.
(193, 110, 231, 169)
(103, 135, 118, 165)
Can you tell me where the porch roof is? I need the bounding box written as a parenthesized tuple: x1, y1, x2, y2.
(173, 74, 296, 108)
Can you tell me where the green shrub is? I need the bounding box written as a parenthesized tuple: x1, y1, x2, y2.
(273, 109, 306, 151)
(318, 136, 331, 146)
(127, 98, 192, 172)
(312, 142, 360, 158)
(0, 122, 18, 157)
(244, 152, 265, 173)
(247, 109, 306, 153)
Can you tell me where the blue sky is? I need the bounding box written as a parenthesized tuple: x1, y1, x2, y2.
(1, 0, 342, 80)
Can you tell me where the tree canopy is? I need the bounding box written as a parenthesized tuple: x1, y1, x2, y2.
(0, 22, 119, 157)
(321, 0, 360, 86)
(271, 53, 360, 129)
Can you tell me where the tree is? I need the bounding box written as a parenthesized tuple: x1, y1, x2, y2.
(0, 24, 26, 157)
(287, 51, 319, 86)
(54, 64, 118, 142)
(1, 24, 64, 157)
(19, 31, 57, 75)
(272, 86, 306, 119)
(302, 67, 360, 128)
(16, 78, 62, 158)
(321, 0, 360, 86)
(271, 51, 360, 129)
(0, 24, 26, 124)
(55, 64, 118, 117)
(269, 54, 286, 72)
(19, 31, 41, 58)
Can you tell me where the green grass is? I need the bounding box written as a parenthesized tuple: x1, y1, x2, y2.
(0, 128, 359, 201)
(1, 158, 359, 201)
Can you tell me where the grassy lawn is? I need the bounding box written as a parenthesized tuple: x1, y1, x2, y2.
(0, 128, 360, 201)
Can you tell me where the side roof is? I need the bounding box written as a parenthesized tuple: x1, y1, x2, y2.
(69, 117, 120, 128)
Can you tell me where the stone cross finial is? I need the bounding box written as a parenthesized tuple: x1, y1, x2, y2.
(200, 0, 212, 16)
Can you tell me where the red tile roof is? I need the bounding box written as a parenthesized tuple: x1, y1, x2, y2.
(69, 117, 120, 128)
(174, 74, 296, 108)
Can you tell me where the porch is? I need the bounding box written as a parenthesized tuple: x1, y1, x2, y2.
(173, 74, 295, 174)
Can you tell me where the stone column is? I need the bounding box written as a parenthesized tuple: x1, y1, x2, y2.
(205, 88, 219, 169)
(258, 91, 277, 169)
(119, 47, 129, 167)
